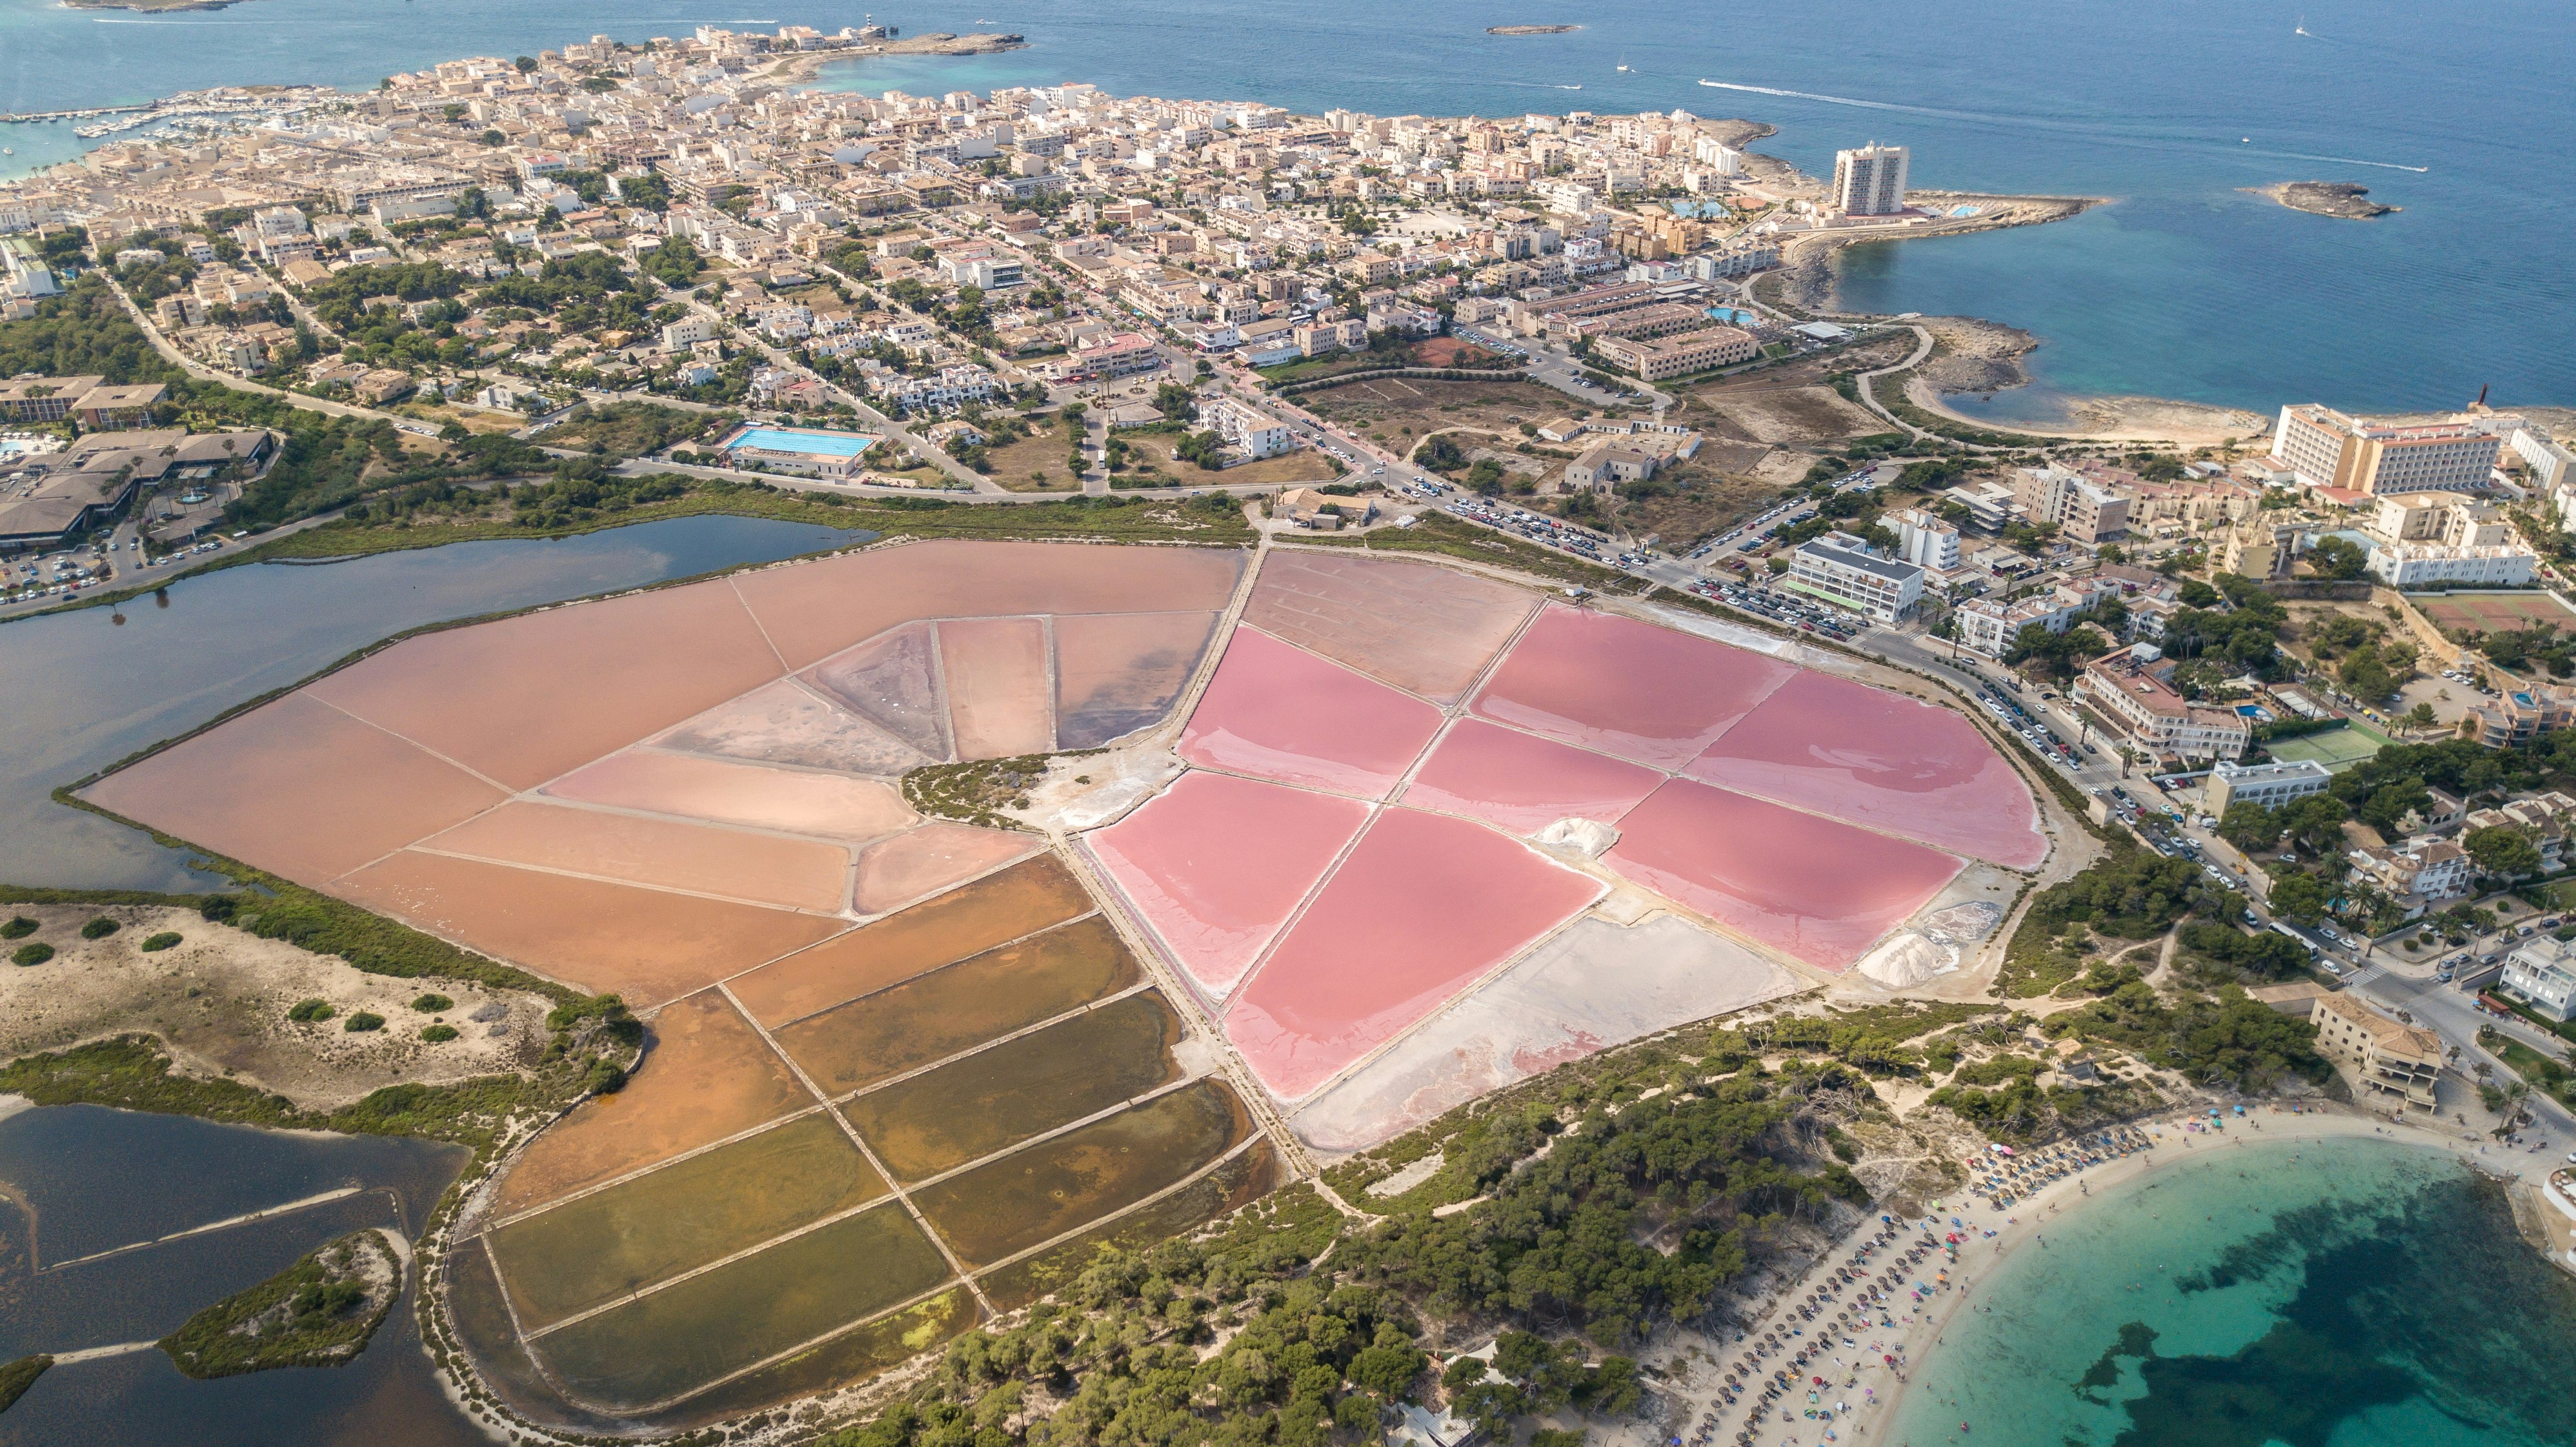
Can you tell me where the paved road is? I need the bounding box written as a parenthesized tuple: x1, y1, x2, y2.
(105, 276, 414, 428)
(686, 275, 1002, 496)
(1854, 324, 1937, 443)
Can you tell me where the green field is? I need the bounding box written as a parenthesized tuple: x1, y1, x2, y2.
(2265, 726, 2386, 771)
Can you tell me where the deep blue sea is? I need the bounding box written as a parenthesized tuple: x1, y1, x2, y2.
(3, 0, 2571, 415)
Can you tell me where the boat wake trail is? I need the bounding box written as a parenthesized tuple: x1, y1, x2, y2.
(1695, 77, 2428, 174)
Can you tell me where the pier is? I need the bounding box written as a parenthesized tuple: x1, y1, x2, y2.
(0, 105, 153, 124)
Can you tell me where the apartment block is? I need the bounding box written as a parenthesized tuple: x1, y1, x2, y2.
(2013, 465, 2130, 543)
(1207, 396, 1292, 459)
(2201, 759, 2333, 815)
(1784, 532, 1924, 623)
(1591, 325, 1756, 381)
(2503, 938, 2576, 1022)
(1952, 578, 2122, 658)
(2460, 683, 2576, 748)
(2076, 645, 2249, 764)
(1885, 506, 1960, 571)
(1830, 143, 1909, 216)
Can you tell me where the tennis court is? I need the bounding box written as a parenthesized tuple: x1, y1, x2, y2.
(2414, 591, 2576, 638)
(2264, 725, 2384, 771)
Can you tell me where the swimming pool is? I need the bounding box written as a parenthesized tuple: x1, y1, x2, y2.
(725, 427, 878, 458)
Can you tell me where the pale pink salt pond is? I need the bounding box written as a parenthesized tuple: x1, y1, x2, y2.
(1291, 915, 1798, 1151)
(938, 617, 1054, 760)
(1223, 808, 1599, 1100)
(1244, 552, 1535, 704)
(852, 823, 1041, 915)
(1178, 627, 1442, 798)
(1682, 672, 2046, 868)
(1400, 719, 1663, 836)
(1471, 607, 1795, 769)
(1084, 771, 1369, 999)
(1605, 780, 1960, 973)
(543, 750, 916, 842)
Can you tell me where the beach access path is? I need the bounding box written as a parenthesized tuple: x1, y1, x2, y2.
(1681, 1103, 2552, 1447)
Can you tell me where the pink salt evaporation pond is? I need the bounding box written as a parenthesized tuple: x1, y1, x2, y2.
(1224, 808, 1600, 1101)
(304, 578, 784, 791)
(1084, 771, 1369, 999)
(939, 618, 1054, 760)
(652, 678, 932, 777)
(1179, 627, 1442, 798)
(544, 751, 916, 842)
(1292, 915, 1798, 1151)
(79, 691, 504, 889)
(1053, 611, 1221, 749)
(418, 800, 851, 913)
(852, 822, 1041, 914)
(1400, 719, 1662, 836)
(801, 623, 950, 765)
(1471, 607, 1795, 770)
(1244, 552, 1535, 704)
(1683, 672, 2046, 869)
(728, 538, 1243, 671)
(1605, 780, 1960, 973)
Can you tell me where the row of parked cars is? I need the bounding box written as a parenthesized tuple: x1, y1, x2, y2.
(1695, 580, 1861, 643)
(1978, 682, 2088, 769)
(1445, 497, 1616, 564)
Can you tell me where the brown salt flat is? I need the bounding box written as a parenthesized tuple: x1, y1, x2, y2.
(852, 823, 1041, 915)
(306, 578, 787, 791)
(80, 691, 505, 888)
(489, 991, 810, 1216)
(1244, 552, 1536, 703)
(938, 618, 1055, 760)
(731, 540, 1246, 669)
(419, 800, 850, 913)
(802, 623, 951, 764)
(727, 854, 1094, 1027)
(652, 678, 932, 777)
(337, 852, 845, 1007)
(542, 751, 917, 842)
(1052, 611, 1221, 749)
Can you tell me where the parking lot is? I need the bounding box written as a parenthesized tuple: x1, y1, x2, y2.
(1691, 579, 1863, 644)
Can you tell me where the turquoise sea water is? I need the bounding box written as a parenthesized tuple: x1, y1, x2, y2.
(3, 0, 2570, 413)
(1886, 1137, 2576, 1447)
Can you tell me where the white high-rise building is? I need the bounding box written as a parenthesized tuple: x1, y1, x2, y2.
(1831, 143, 1910, 216)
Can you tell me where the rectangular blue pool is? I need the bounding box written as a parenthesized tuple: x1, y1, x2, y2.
(725, 427, 877, 458)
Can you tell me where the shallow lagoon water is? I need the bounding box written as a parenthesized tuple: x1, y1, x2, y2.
(0, 1104, 473, 1447)
(1887, 1136, 2576, 1446)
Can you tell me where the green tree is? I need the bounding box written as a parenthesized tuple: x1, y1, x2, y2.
(2464, 825, 2542, 880)
(2268, 869, 2329, 925)
(2308, 536, 2368, 580)
(2218, 800, 2283, 851)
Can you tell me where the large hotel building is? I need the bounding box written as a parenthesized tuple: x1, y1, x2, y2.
(2271, 404, 2501, 494)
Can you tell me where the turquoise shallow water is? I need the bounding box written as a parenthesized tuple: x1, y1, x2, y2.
(1886, 1137, 2576, 1447)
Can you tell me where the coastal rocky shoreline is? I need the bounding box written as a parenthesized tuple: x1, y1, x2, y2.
(2247, 179, 2398, 219)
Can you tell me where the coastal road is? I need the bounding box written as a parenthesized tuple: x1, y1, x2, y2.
(1854, 324, 1940, 445)
(2356, 962, 2576, 1142)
